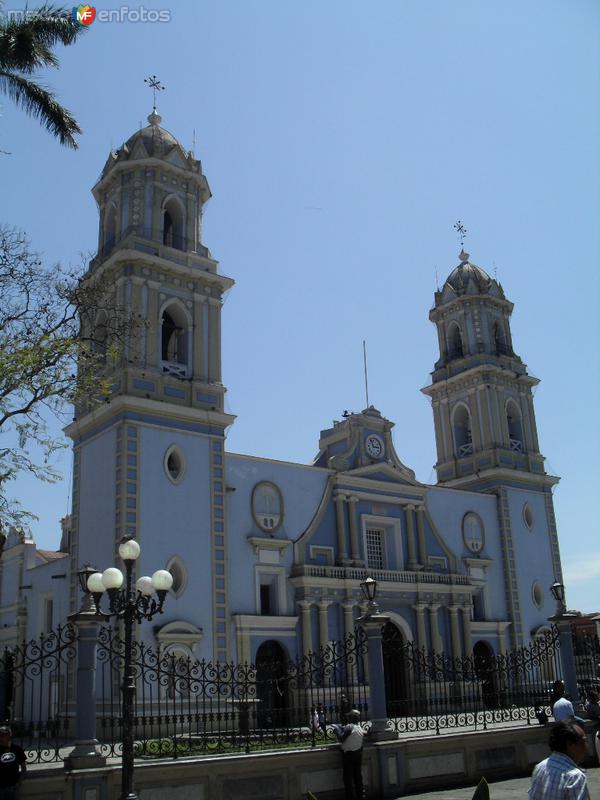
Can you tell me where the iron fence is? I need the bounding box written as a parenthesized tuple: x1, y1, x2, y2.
(96, 626, 369, 758)
(0, 624, 76, 762)
(573, 630, 600, 699)
(383, 627, 563, 735)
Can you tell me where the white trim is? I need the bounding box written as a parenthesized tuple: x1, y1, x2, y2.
(164, 444, 186, 485)
(166, 555, 188, 597)
(309, 545, 334, 565)
(384, 611, 414, 642)
(255, 565, 287, 616)
(361, 514, 403, 571)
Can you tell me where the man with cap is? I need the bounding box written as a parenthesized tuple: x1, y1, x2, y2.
(0, 726, 26, 799)
(334, 709, 366, 799)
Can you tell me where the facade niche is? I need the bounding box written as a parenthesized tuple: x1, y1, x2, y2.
(163, 196, 185, 250)
(506, 400, 524, 452)
(453, 404, 473, 457)
(447, 322, 464, 359)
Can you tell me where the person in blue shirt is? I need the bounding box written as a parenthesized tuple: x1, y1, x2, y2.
(528, 720, 590, 800)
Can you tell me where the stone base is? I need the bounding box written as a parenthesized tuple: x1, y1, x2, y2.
(64, 740, 107, 770)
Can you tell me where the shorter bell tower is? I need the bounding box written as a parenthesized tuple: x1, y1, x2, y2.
(422, 250, 546, 487)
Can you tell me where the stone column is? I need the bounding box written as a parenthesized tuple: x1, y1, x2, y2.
(342, 601, 356, 642)
(414, 604, 427, 651)
(416, 507, 427, 568)
(405, 506, 418, 570)
(298, 600, 313, 657)
(347, 496, 361, 563)
(449, 606, 462, 658)
(553, 616, 581, 708)
(429, 605, 443, 654)
(461, 604, 473, 656)
(498, 627, 507, 656)
(318, 600, 331, 652)
(359, 613, 395, 741)
(64, 605, 107, 769)
(335, 493, 348, 564)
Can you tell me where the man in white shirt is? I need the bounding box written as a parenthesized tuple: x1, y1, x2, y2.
(334, 709, 365, 800)
(552, 680, 575, 722)
(528, 721, 590, 800)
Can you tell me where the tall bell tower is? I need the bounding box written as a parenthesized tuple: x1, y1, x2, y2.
(422, 250, 562, 648)
(65, 110, 235, 662)
(422, 250, 546, 486)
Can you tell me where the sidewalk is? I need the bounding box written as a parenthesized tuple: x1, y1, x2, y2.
(395, 766, 599, 798)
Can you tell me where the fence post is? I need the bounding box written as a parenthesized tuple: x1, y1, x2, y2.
(64, 598, 107, 769)
(359, 613, 395, 742)
(551, 616, 581, 709)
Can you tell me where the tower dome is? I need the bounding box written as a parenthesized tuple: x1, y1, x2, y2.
(441, 250, 505, 300)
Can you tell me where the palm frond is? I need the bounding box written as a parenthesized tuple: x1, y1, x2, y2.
(0, 70, 81, 148)
(0, 5, 84, 72)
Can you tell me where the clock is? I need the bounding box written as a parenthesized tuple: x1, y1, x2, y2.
(365, 434, 384, 459)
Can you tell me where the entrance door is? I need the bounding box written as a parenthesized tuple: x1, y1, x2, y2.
(473, 640, 498, 709)
(255, 640, 289, 728)
(382, 621, 408, 717)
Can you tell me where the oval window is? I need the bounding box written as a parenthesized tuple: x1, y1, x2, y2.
(523, 503, 534, 530)
(532, 581, 543, 608)
(167, 557, 186, 596)
(252, 482, 283, 533)
(164, 446, 185, 484)
(462, 512, 485, 554)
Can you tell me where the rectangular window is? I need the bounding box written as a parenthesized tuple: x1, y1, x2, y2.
(260, 584, 272, 615)
(43, 597, 53, 633)
(365, 528, 385, 570)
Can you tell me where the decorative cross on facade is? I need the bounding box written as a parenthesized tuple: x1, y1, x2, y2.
(453, 220, 467, 248)
(144, 75, 165, 111)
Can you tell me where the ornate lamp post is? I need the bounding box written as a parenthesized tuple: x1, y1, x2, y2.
(548, 579, 582, 714)
(86, 537, 173, 800)
(549, 580, 567, 616)
(356, 576, 394, 741)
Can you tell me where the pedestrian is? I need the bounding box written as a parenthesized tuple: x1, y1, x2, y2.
(584, 690, 600, 763)
(339, 692, 352, 722)
(310, 706, 321, 734)
(317, 704, 326, 731)
(528, 720, 590, 800)
(334, 708, 365, 800)
(551, 680, 576, 722)
(0, 726, 26, 800)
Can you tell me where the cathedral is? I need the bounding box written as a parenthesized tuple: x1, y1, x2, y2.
(0, 111, 564, 669)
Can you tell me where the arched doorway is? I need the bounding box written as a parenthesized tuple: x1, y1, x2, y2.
(473, 640, 498, 709)
(382, 621, 408, 717)
(255, 640, 289, 728)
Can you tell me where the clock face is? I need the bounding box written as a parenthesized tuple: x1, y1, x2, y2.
(365, 434, 384, 459)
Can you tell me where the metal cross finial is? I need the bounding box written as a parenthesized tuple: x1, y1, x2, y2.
(144, 75, 165, 112)
(454, 220, 467, 248)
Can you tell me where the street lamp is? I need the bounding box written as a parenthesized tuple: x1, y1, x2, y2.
(359, 575, 379, 616)
(84, 537, 173, 800)
(549, 580, 567, 616)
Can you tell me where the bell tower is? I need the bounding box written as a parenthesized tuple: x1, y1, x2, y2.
(79, 109, 234, 422)
(421, 250, 547, 486)
(65, 111, 235, 662)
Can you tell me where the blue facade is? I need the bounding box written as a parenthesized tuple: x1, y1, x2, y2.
(0, 117, 564, 669)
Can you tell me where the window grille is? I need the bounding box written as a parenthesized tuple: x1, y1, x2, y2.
(365, 528, 385, 570)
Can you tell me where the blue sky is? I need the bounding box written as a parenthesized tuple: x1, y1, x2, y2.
(1, 0, 598, 612)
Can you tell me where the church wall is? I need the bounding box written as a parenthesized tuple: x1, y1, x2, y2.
(136, 425, 213, 656)
(24, 560, 69, 638)
(77, 428, 118, 576)
(505, 487, 556, 638)
(424, 486, 508, 621)
(225, 454, 329, 615)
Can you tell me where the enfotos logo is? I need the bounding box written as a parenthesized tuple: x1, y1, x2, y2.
(72, 4, 95, 25)
(6, 5, 171, 24)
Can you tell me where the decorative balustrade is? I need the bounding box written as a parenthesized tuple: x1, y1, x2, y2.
(293, 564, 470, 586)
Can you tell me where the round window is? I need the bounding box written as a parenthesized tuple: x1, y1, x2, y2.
(167, 557, 186, 596)
(532, 581, 543, 608)
(523, 503, 534, 530)
(462, 512, 485, 554)
(164, 446, 185, 484)
(252, 482, 283, 533)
